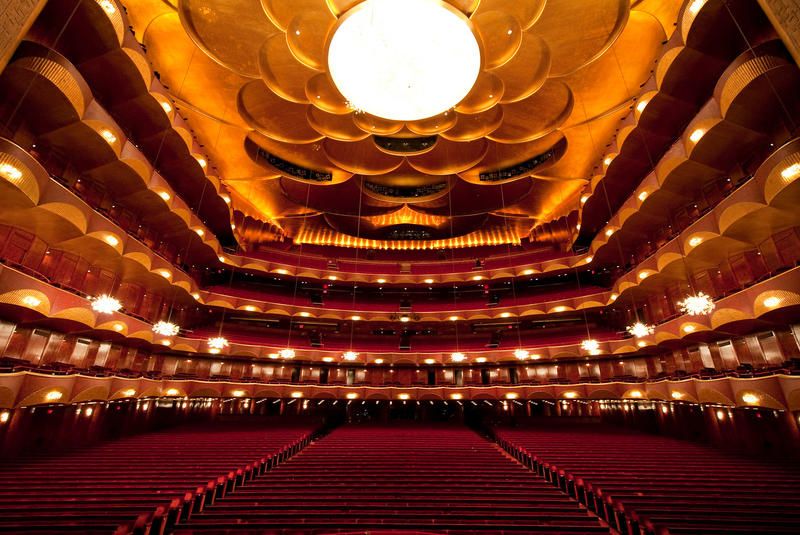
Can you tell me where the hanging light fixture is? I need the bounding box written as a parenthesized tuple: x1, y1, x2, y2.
(626, 321, 655, 338)
(207, 336, 229, 351)
(580, 339, 600, 353)
(342, 351, 359, 361)
(450, 352, 466, 362)
(678, 292, 715, 316)
(91, 294, 122, 314)
(152, 320, 180, 336)
(514, 349, 529, 360)
(279, 348, 296, 359)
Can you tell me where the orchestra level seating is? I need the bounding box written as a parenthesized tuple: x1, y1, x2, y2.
(495, 425, 800, 535)
(175, 424, 610, 534)
(0, 423, 315, 533)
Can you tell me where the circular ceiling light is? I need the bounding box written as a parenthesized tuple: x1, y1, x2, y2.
(327, 0, 481, 121)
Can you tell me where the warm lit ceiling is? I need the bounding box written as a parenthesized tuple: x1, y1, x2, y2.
(125, 0, 682, 246)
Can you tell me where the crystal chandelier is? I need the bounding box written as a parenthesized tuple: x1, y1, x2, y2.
(207, 336, 229, 350)
(678, 292, 715, 316)
(152, 321, 180, 336)
(91, 294, 122, 314)
(626, 322, 655, 338)
(279, 348, 296, 359)
(450, 352, 466, 362)
(580, 339, 600, 353)
(342, 351, 359, 361)
(514, 349, 529, 360)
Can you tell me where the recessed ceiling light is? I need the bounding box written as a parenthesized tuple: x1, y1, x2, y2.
(689, 128, 705, 143)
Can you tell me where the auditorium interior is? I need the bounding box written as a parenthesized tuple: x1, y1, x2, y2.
(1, 0, 800, 533)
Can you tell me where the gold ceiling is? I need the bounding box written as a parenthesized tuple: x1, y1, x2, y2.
(125, 0, 682, 244)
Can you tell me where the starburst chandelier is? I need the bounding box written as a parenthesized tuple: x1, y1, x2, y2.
(279, 348, 296, 359)
(91, 294, 122, 314)
(626, 322, 655, 338)
(342, 351, 359, 361)
(678, 292, 715, 316)
(152, 321, 180, 336)
(450, 352, 467, 362)
(514, 349, 529, 360)
(207, 336, 229, 350)
(580, 339, 600, 353)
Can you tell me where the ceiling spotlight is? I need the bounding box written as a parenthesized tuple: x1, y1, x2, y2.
(688, 236, 703, 247)
(400, 316, 410, 323)
(232, 390, 245, 397)
(689, 128, 705, 143)
(741, 393, 760, 405)
(322, 357, 334, 362)
(221, 194, 231, 204)
(781, 163, 800, 181)
(472, 275, 484, 281)
(22, 295, 41, 307)
(279, 348, 296, 359)
(122, 389, 136, 397)
(376, 278, 387, 284)
(514, 349, 529, 360)
(153, 321, 180, 336)
(243, 305, 257, 312)
(103, 234, 119, 247)
(678, 292, 715, 315)
(99, 129, 117, 144)
(342, 351, 359, 361)
(585, 256, 593, 264)
(160, 339, 172, 346)
(580, 339, 600, 353)
(275, 269, 289, 275)
(218, 255, 226, 263)
(500, 312, 511, 318)
(374, 358, 384, 364)
(45, 390, 63, 402)
(530, 354, 541, 360)
(351, 315, 361, 321)
(475, 357, 487, 363)
(298, 311, 311, 317)
(191, 292, 201, 300)
(424, 358, 436, 364)
(683, 324, 696, 333)
(450, 393, 463, 400)
(207, 336, 229, 350)
(638, 271, 650, 280)
(160, 101, 172, 113)
(196, 157, 207, 168)
(629, 390, 643, 398)
(398, 393, 410, 400)
(424, 278, 434, 284)
(763, 296, 781, 308)
(449, 315, 458, 321)
(450, 352, 466, 362)
(91, 295, 122, 314)
(688, 0, 706, 15)
(505, 392, 519, 399)
(328, 275, 338, 281)
(636, 100, 648, 113)
(522, 269, 534, 275)
(638, 191, 648, 201)
(290, 391, 303, 398)
(0, 163, 22, 181)
(157, 269, 171, 279)
(112, 323, 124, 332)
(158, 191, 171, 202)
(346, 392, 358, 400)
(563, 391, 578, 399)
(603, 156, 613, 166)
(581, 194, 590, 204)
(671, 391, 684, 399)
(605, 228, 615, 237)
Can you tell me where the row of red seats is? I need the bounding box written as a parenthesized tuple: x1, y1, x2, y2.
(0, 423, 316, 534)
(495, 425, 800, 534)
(175, 424, 611, 534)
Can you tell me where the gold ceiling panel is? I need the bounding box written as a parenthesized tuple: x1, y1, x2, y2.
(406, 111, 458, 136)
(305, 73, 350, 114)
(488, 80, 573, 143)
(322, 137, 404, 175)
(238, 80, 323, 143)
(285, 9, 337, 70)
(473, 10, 523, 69)
(307, 107, 370, 141)
(440, 107, 504, 142)
(474, 0, 546, 30)
(261, 0, 329, 31)
(491, 33, 550, 103)
(179, 0, 279, 77)
(454, 71, 505, 114)
(531, 0, 629, 77)
(258, 33, 317, 103)
(121, 0, 684, 244)
(407, 138, 489, 176)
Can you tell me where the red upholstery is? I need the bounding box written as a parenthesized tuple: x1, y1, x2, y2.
(496, 426, 800, 534)
(0, 423, 314, 534)
(176, 424, 608, 534)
